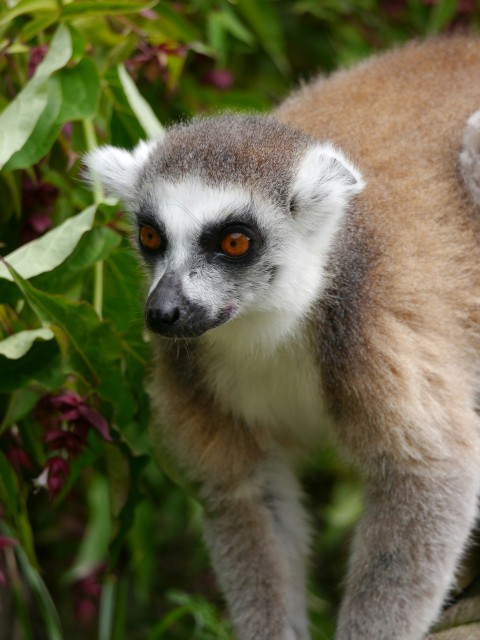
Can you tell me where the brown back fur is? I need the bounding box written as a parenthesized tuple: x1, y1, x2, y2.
(275, 36, 480, 467)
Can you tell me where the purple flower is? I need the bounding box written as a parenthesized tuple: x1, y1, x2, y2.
(201, 69, 234, 90)
(40, 392, 112, 443)
(6, 447, 33, 473)
(126, 41, 188, 84)
(20, 176, 57, 245)
(28, 45, 48, 78)
(73, 563, 107, 626)
(46, 456, 70, 499)
(44, 428, 87, 457)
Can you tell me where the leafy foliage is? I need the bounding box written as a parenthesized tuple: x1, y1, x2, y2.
(0, 1, 479, 638)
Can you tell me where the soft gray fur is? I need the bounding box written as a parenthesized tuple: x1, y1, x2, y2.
(85, 38, 480, 640)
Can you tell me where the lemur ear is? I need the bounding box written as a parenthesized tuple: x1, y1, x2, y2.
(290, 143, 365, 224)
(84, 139, 158, 204)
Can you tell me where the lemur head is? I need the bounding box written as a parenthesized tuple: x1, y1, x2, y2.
(86, 115, 364, 343)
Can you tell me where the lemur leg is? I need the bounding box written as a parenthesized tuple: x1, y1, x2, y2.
(336, 446, 480, 640)
(202, 454, 311, 640)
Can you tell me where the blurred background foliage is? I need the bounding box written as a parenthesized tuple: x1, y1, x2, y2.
(0, 1, 480, 639)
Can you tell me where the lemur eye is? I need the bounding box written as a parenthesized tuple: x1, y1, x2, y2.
(139, 225, 162, 251)
(220, 231, 252, 258)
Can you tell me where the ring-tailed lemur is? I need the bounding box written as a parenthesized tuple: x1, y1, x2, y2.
(86, 35, 480, 640)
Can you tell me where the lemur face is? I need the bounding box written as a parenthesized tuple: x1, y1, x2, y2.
(86, 115, 364, 341)
(135, 179, 301, 338)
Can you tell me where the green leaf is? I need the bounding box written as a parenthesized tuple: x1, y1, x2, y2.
(0, 453, 37, 565)
(0, 24, 72, 169)
(206, 9, 254, 65)
(108, 442, 148, 565)
(0, 339, 62, 393)
(0, 388, 41, 433)
(61, 1, 156, 17)
(152, 3, 201, 42)
(0, 449, 20, 520)
(5, 267, 104, 386)
(0, 0, 57, 26)
(33, 226, 122, 294)
(5, 265, 135, 423)
(428, 0, 458, 32)
(105, 67, 145, 147)
(57, 58, 101, 121)
(117, 64, 163, 138)
(20, 12, 59, 42)
(216, 8, 254, 46)
(0, 328, 54, 359)
(5, 59, 101, 170)
(236, 0, 289, 73)
(16, 546, 63, 640)
(70, 475, 111, 578)
(0, 205, 96, 281)
(4, 77, 63, 171)
(103, 247, 145, 334)
(99, 577, 116, 640)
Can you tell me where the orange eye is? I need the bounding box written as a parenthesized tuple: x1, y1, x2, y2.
(220, 232, 251, 258)
(140, 225, 162, 251)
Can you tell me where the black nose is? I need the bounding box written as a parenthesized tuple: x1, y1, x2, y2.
(147, 305, 180, 329)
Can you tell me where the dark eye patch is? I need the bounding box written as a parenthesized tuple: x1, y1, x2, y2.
(134, 209, 168, 256)
(199, 213, 264, 266)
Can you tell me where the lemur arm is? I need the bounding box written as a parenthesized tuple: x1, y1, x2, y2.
(337, 459, 480, 640)
(150, 357, 311, 640)
(330, 358, 480, 640)
(203, 454, 311, 640)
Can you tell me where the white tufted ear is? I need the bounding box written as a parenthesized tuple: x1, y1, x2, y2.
(290, 143, 365, 230)
(84, 139, 158, 204)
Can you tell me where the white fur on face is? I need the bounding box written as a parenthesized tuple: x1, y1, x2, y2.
(143, 174, 337, 346)
(151, 177, 253, 269)
(86, 138, 365, 350)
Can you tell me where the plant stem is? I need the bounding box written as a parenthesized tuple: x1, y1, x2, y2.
(82, 118, 103, 205)
(99, 576, 116, 640)
(82, 118, 104, 318)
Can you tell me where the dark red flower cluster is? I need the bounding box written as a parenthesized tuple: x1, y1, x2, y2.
(201, 68, 234, 90)
(35, 391, 112, 499)
(126, 41, 188, 83)
(5, 429, 33, 474)
(73, 563, 107, 626)
(28, 45, 48, 78)
(20, 175, 57, 245)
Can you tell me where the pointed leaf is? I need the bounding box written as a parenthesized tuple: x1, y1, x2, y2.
(117, 64, 163, 138)
(61, 1, 156, 17)
(3, 77, 63, 171)
(236, 0, 288, 73)
(0, 328, 54, 359)
(32, 226, 122, 294)
(78, 405, 112, 442)
(0, 24, 72, 168)
(57, 58, 101, 121)
(0, 339, 62, 393)
(0, 206, 96, 281)
(0, 1, 57, 26)
(4, 265, 135, 422)
(4, 59, 100, 170)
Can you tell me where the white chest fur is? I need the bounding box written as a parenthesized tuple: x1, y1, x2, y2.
(200, 323, 328, 449)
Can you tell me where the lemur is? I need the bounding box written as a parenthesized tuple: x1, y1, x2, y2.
(86, 36, 480, 640)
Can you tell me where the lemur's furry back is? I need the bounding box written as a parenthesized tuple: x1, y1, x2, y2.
(86, 35, 480, 640)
